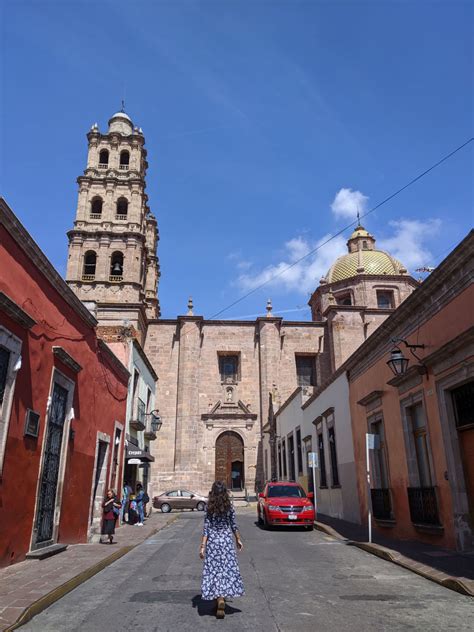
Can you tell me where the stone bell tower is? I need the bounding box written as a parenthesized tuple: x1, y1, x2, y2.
(66, 109, 160, 335)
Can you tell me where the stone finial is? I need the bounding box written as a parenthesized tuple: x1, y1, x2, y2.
(187, 296, 194, 316)
(266, 298, 273, 317)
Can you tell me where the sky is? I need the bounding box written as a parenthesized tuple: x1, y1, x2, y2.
(1, 0, 472, 320)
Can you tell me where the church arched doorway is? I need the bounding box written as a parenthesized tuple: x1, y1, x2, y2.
(215, 431, 244, 491)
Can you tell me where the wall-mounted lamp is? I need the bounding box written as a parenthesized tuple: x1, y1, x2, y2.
(149, 410, 162, 433)
(387, 338, 427, 377)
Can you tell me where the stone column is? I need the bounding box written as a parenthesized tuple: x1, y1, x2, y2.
(174, 316, 203, 471)
(257, 316, 282, 489)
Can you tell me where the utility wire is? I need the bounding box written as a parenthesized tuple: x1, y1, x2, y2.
(209, 137, 473, 320)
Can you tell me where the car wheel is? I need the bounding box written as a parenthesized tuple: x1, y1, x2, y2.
(257, 510, 263, 526)
(262, 510, 271, 530)
(306, 524, 314, 531)
(160, 503, 171, 513)
(197, 501, 206, 511)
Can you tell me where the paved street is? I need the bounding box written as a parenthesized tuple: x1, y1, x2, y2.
(21, 510, 473, 632)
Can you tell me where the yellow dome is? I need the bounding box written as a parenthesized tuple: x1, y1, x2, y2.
(326, 250, 407, 283)
(349, 226, 371, 240)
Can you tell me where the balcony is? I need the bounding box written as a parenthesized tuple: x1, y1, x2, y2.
(115, 214, 127, 221)
(98, 163, 108, 169)
(144, 430, 157, 441)
(407, 487, 441, 526)
(371, 488, 392, 520)
(119, 164, 129, 170)
(130, 398, 146, 431)
(90, 213, 102, 220)
(109, 275, 123, 283)
(81, 274, 95, 282)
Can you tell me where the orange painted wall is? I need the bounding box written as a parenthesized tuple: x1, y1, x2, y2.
(0, 225, 128, 566)
(349, 285, 474, 549)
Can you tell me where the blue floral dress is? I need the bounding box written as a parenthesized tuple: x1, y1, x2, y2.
(201, 507, 245, 600)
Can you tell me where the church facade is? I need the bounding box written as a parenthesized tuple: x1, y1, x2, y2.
(66, 110, 417, 498)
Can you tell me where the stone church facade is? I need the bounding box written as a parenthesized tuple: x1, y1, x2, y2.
(66, 110, 418, 498)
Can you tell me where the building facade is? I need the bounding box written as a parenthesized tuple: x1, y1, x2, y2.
(0, 198, 129, 565)
(65, 110, 419, 500)
(348, 231, 473, 551)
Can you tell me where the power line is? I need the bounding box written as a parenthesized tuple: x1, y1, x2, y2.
(209, 137, 473, 320)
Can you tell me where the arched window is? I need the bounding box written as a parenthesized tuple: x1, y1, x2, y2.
(99, 149, 109, 167)
(90, 197, 103, 218)
(110, 252, 124, 280)
(362, 240, 368, 250)
(83, 251, 97, 279)
(116, 197, 128, 219)
(119, 150, 130, 169)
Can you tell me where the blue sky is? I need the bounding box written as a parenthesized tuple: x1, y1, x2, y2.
(1, 1, 472, 320)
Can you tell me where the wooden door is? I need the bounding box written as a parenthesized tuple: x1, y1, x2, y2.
(215, 432, 244, 489)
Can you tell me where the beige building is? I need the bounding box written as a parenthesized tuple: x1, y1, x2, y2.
(66, 110, 418, 498)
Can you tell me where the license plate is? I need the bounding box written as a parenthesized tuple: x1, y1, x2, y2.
(288, 514, 297, 520)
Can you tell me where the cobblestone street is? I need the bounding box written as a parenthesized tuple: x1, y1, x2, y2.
(19, 510, 473, 632)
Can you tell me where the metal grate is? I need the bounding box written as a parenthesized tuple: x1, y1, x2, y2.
(0, 346, 11, 404)
(371, 488, 392, 520)
(407, 487, 440, 525)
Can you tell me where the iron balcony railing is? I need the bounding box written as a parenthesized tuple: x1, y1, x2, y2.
(407, 486, 440, 525)
(137, 398, 146, 424)
(370, 488, 392, 520)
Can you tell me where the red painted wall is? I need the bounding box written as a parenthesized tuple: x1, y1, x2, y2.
(349, 286, 474, 550)
(0, 225, 128, 566)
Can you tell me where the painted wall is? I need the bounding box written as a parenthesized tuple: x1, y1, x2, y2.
(0, 222, 128, 566)
(349, 285, 474, 550)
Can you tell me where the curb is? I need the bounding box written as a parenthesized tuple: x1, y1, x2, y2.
(5, 514, 179, 631)
(314, 520, 473, 598)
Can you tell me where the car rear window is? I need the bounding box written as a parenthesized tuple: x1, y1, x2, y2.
(267, 485, 306, 498)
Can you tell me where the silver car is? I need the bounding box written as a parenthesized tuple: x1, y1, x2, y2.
(153, 489, 207, 513)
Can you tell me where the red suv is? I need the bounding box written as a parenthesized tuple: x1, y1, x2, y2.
(258, 482, 314, 530)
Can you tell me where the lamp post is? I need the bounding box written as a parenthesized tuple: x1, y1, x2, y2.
(387, 338, 426, 377)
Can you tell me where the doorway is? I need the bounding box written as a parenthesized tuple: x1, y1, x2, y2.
(34, 381, 69, 547)
(215, 431, 244, 491)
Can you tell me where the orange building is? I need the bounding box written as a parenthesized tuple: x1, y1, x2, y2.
(348, 231, 473, 550)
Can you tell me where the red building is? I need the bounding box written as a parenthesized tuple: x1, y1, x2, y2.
(0, 198, 129, 566)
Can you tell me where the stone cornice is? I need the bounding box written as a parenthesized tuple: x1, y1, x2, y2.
(67, 228, 146, 242)
(132, 339, 158, 382)
(0, 198, 98, 329)
(308, 273, 419, 305)
(357, 390, 384, 406)
(323, 304, 394, 317)
(52, 346, 83, 373)
(97, 339, 131, 381)
(275, 387, 302, 418)
(0, 291, 36, 329)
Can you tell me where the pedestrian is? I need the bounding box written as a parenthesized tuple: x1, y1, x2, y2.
(101, 489, 121, 544)
(199, 481, 244, 619)
(135, 483, 145, 526)
(121, 480, 132, 524)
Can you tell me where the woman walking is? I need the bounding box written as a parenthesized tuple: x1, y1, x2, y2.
(200, 481, 244, 619)
(101, 489, 121, 544)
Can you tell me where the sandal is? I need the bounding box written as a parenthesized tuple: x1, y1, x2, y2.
(216, 597, 225, 619)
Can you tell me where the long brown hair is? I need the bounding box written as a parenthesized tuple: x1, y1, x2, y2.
(207, 481, 231, 516)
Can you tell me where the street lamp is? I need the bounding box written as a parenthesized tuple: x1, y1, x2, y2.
(387, 338, 426, 377)
(149, 410, 162, 433)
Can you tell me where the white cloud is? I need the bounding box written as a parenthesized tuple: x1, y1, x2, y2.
(236, 234, 347, 294)
(331, 188, 369, 220)
(234, 217, 442, 295)
(378, 219, 442, 272)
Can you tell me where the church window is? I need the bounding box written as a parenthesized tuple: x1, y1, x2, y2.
(362, 240, 368, 250)
(219, 354, 239, 383)
(377, 290, 394, 309)
(116, 197, 128, 219)
(98, 149, 109, 167)
(90, 197, 103, 218)
(295, 355, 317, 387)
(336, 293, 352, 306)
(120, 150, 130, 169)
(83, 251, 97, 279)
(110, 252, 124, 280)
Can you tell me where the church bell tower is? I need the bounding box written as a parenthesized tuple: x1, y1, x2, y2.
(66, 109, 160, 335)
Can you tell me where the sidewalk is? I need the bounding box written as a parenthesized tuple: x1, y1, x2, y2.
(0, 511, 178, 631)
(315, 513, 474, 597)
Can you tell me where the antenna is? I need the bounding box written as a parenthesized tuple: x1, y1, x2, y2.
(356, 206, 360, 226)
(121, 99, 125, 112)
